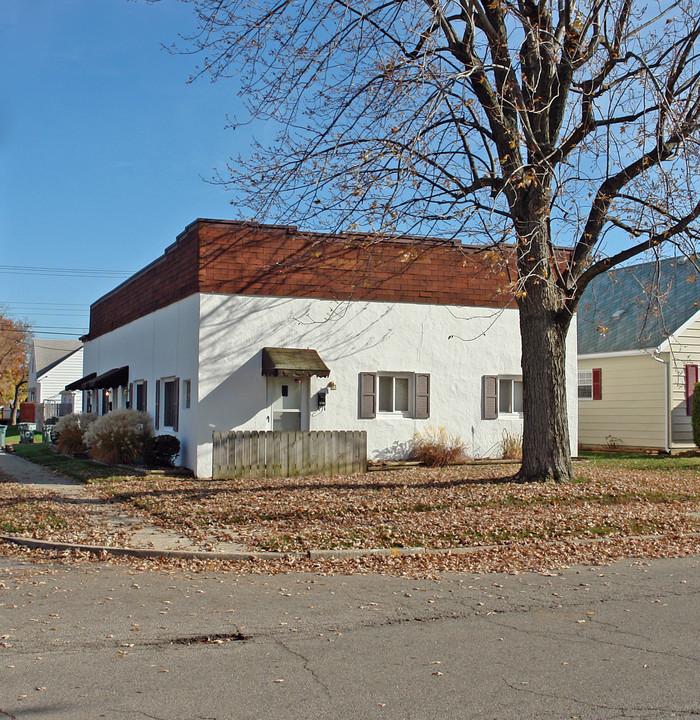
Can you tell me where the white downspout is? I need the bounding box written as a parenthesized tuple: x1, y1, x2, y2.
(652, 351, 671, 453)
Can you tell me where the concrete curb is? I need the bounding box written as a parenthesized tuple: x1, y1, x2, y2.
(3, 532, 698, 564)
(0, 535, 287, 562)
(0, 534, 496, 562)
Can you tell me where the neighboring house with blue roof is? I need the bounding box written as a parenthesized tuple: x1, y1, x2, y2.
(577, 256, 699, 452)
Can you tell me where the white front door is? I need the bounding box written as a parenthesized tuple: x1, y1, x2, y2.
(267, 377, 309, 431)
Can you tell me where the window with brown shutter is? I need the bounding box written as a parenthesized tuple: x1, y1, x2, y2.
(415, 374, 430, 419)
(359, 372, 430, 418)
(483, 376, 498, 419)
(359, 372, 376, 418)
(686, 364, 698, 416)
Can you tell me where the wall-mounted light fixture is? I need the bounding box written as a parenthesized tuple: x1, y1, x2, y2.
(327, 381, 337, 391)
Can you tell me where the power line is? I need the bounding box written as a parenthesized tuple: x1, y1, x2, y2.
(0, 265, 134, 278)
(6, 311, 89, 317)
(31, 326, 88, 331)
(1, 301, 88, 308)
(0, 325, 89, 332)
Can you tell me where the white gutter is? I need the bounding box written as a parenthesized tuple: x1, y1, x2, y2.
(652, 350, 671, 453)
(578, 348, 656, 360)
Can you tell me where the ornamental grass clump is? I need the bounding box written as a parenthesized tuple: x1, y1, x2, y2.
(500, 429, 523, 460)
(84, 409, 153, 465)
(54, 413, 98, 454)
(409, 425, 468, 467)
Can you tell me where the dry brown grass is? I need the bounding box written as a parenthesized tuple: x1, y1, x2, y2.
(93, 460, 700, 553)
(409, 425, 468, 466)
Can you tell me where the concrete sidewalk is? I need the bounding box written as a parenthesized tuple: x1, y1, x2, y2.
(0, 450, 250, 557)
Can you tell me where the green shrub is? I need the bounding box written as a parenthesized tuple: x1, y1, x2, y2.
(692, 382, 700, 449)
(409, 425, 467, 467)
(54, 413, 98, 454)
(84, 409, 153, 465)
(142, 434, 181, 468)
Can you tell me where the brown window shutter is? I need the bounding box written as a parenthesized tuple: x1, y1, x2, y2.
(483, 376, 498, 419)
(358, 373, 376, 419)
(414, 373, 430, 419)
(143, 380, 148, 413)
(173, 378, 180, 432)
(155, 380, 160, 430)
(128, 383, 133, 410)
(592, 368, 602, 400)
(686, 364, 698, 415)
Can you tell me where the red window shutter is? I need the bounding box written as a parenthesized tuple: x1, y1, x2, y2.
(592, 368, 602, 400)
(483, 376, 498, 419)
(414, 374, 430, 419)
(143, 380, 148, 413)
(686, 364, 698, 416)
(155, 379, 160, 430)
(358, 373, 376, 419)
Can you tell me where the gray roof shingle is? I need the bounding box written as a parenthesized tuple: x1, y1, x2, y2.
(32, 339, 83, 378)
(577, 256, 700, 355)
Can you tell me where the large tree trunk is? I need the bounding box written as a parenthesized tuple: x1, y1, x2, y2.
(517, 295, 573, 482)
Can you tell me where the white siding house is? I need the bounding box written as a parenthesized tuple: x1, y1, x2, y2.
(27, 339, 84, 416)
(79, 219, 579, 477)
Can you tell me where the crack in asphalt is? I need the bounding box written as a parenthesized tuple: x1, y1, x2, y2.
(271, 636, 333, 699)
(502, 677, 700, 718)
(480, 614, 700, 663)
(0, 709, 18, 719)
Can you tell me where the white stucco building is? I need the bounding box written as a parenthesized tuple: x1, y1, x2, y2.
(76, 219, 578, 477)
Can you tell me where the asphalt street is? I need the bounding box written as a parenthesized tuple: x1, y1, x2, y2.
(0, 555, 698, 719)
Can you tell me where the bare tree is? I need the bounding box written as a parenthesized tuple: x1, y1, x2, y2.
(0, 313, 31, 425)
(169, 0, 700, 480)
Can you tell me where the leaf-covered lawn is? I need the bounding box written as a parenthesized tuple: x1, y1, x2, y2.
(95, 460, 700, 552)
(0, 470, 135, 547)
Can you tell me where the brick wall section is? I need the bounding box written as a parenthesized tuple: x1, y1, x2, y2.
(88, 225, 200, 339)
(87, 219, 515, 340)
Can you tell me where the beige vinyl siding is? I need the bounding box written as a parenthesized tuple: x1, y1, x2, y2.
(578, 354, 667, 450)
(669, 311, 700, 447)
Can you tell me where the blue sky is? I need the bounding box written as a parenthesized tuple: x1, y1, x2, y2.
(2, 0, 249, 338)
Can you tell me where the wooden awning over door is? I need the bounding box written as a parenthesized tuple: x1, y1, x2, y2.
(261, 347, 330, 378)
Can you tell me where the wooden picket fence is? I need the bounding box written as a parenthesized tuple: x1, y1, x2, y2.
(212, 430, 367, 479)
